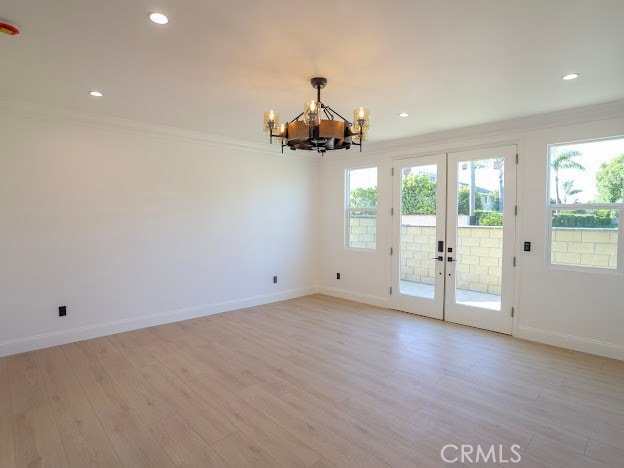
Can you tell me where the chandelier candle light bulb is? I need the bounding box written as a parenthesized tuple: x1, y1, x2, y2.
(353, 107, 370, 128)
(263, 110, 279, 133)
(275, 123, 286, 142)
(304, 100, 321, 127)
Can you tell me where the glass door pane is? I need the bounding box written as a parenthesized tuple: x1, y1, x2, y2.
(454, 157, 504, 311)
(399, 164, 439, 299)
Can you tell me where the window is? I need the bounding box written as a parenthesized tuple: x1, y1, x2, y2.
(547, 137, 624, 272)
(345, 167, 377, 250)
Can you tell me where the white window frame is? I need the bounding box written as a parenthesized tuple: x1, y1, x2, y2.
(345, 166, 378, 251)
(546, 140, 624, 274)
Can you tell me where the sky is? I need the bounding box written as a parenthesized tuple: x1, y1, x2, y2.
(549, 137, 624, 203)
(349, 167, 377, 190)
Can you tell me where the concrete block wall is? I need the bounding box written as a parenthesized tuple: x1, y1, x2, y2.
(400, 226, 437, 285)
(400, 225, 619, 293)
(353, 221, 618, 290)
(348, 215, 377, 249)
(400, 226, 503, 294)
(455, 227, 503, 294)
(551, 228, 618, 268)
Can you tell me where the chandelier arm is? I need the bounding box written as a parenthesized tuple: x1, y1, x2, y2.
(324, 106, 351, 124)
(360, 127, 363, 152)
(290, 112, 304, 123)
(323, 107, 333, 120)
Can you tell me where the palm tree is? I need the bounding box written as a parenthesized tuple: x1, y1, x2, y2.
(494, 157, 504, 211)
(462, 161, 485, 217)
(562, 180, 582, 203)
(551, 150, 585, 204)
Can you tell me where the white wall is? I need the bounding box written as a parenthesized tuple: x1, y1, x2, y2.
(0, 109, 319, 356)
(3, 101, 623, 361)
(319, 102, 624, 360)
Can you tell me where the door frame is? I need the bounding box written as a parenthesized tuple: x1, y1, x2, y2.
(443, 145, 518, 334)
(389, 144, 519, 335)
(389, 154, 447, 320)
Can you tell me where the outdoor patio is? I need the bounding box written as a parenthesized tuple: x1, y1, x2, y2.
(399, 280, 501, 310)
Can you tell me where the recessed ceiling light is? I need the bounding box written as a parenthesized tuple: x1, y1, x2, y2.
(149, 12, 168, 24)
(562, 73, 579, 81)
(398, 112, 409, 117)
(89, 90, 103, 97)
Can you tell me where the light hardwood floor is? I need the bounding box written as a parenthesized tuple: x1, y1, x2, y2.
(1, 294, 623, 467)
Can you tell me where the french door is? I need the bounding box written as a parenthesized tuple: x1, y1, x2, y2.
(390, 145, 517, 334)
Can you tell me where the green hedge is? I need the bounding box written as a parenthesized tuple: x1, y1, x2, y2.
(552, 211, 614, 228)
(471, 210, 615, 228)
(472, 210, 503, 226)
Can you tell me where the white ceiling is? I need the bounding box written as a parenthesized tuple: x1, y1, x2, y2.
(2, 0, 624, 144)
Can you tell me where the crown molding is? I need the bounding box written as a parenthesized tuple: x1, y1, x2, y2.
(0, 97, 318, 160)
(4, 96, 623, 162)
(360, 99, 624, 158)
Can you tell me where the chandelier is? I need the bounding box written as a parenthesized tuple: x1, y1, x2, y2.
(263, 77, 370, 154)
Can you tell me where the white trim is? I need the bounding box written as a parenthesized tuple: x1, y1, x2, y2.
(362, 100, 624, 158)
(318, 288, 624, 361)
(318, 286, 388, 308)
(511, 138, 525, 338)
(0, 286, 318, 357)
(516, 325, 624, 361)
(343, 247, 378, 254)
(3, 97, 624, 161)
(0, 97, 318, 160)
(547, 134, 624, 151)
(317, 101, 624, 165)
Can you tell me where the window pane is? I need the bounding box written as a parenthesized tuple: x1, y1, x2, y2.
(551, 209, 619, 269)
(549, 138, 624, 205)
(348, 167, 377, 209)
(346, 167, 377, 250)
(348, 210, 376, 249)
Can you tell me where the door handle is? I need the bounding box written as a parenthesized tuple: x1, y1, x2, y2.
(447, 257, 455, 262)
(431, 256, 444, 261)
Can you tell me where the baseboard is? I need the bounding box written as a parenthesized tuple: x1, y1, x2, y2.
(318, 286, 388, 308)
(317, 288, 624, 361)
(0, 286, 318, 357)
(516, 325, 624, 361)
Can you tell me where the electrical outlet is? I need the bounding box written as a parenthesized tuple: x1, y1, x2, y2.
(273, 276, 278, 284)
(59, 306, 67, 317)
(337, 273, 341, 280)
